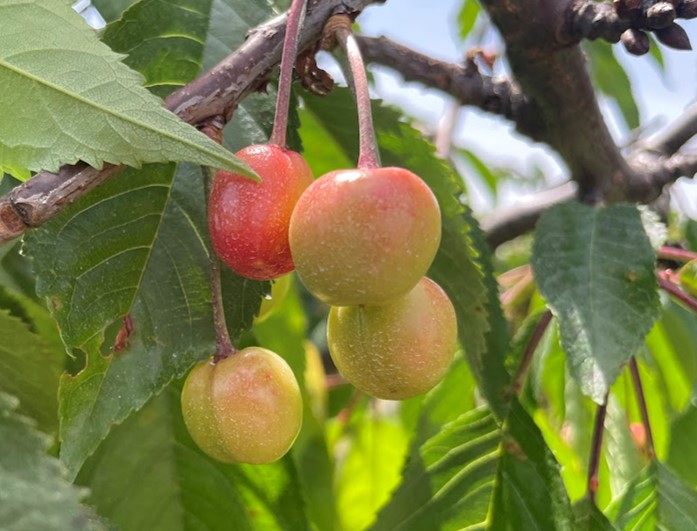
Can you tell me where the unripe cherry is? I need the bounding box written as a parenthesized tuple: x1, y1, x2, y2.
(327, 277, 457, 400)
(181, 347, 303, 464)
(289, 167, 441, 306)
(208, 144, 313, 281)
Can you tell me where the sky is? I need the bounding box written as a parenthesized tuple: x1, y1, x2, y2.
(76, 0, 697, 217)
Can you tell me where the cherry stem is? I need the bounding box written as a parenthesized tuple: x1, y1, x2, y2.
(657, 246, 697, 264)
(657, 269, 697, 313)
(202, 166, 237, 361)
(333, 16, 380, 169)
(588, 393, 608, 505)
(629, 357, 656, 459)
(270, 0, 307, 147)
(511, 310, 553, 394)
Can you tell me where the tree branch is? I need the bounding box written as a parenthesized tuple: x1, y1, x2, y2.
(0, 0, 382, 244)
(481, 182, 577, 249)
(565, 0, 695, 53)
(356, 36, 541, 140)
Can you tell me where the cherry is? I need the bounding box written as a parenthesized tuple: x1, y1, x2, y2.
(181, 346, 303, 464)
(208, 144, 313, 281)
(289, 166, 441, 306)
(326, 277, 457, 400)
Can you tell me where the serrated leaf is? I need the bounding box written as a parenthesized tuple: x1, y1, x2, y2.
(76, 384, 309, 531)
(0, 308, 62, 434)
(490, 400, 574, 530)
(92, 0, 137, 23)
(0, 392, 105, 531)
(585, 41, 640, 130)
(532, 202, 660, 403)
(300, 88, 493, 399)
(608, 462, 697, 529)
(100, 0, 211, 99)
(371, 407, 500, 531)
(24, 0, 281, 476)
(0, 0, 254, 178)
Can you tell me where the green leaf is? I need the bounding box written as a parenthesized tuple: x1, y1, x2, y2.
(531, 202, 660, 403)
(300, 88, 495, 406)
(0, 0, 254, 178)
(337, 417, 411, 531)
(584, 41, 640, 130)
(100, 0, 211, 99)
(92, 0, 138, 23)
(370, 407, 499, 531)
(457, 0, 481, 41)
(678, 259, 697, 298)
(27, 163, 264, 477)
(490, 400, 574, 530)
(76, 383, 310, 531)
(668, 405, 697, 487)
(646, 300, 697, 412)
(608, 462, 697, 529)
(0, 309, 62, 434)
(574, 498, 618, 530)
(24, 0, 281, 476)
(0, 392, 105, 531)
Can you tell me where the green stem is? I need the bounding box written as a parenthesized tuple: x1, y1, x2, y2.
(588, 394, 608, 505)
(334, 17, 380, 169)
(203, 167, 236, 360)
(270, 0, 307, 147)
(511, 310, 553, 394)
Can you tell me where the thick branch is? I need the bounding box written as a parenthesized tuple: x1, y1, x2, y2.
(0, 0, 381, 244)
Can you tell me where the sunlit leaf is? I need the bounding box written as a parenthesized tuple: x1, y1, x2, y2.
(0, 0, 253, 179)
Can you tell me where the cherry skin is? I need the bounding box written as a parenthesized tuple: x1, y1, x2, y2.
(209, 144, 313, 281)
(289, 166, 441, 306)
(181, 346, 303, 464)
(327, 277, 457, 400)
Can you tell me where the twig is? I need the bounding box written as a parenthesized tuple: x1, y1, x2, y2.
(657, 270, 697, 313)
(657, 246, 697, 263)
(629, 357, 655, 458)
(333, 16, 380, 169)
(481, 181, 577, 249)
(0, 0, 381, 244)
(565, 0, 695, 51)
(588, 394, 609, 505)
(641, 101, 697, 155)
(270, 0, 307, 147)
(511, 310, 553, 394)
(356, 36, 538, 139)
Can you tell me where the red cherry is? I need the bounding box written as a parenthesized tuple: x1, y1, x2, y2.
(208, 144, 313, 280)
